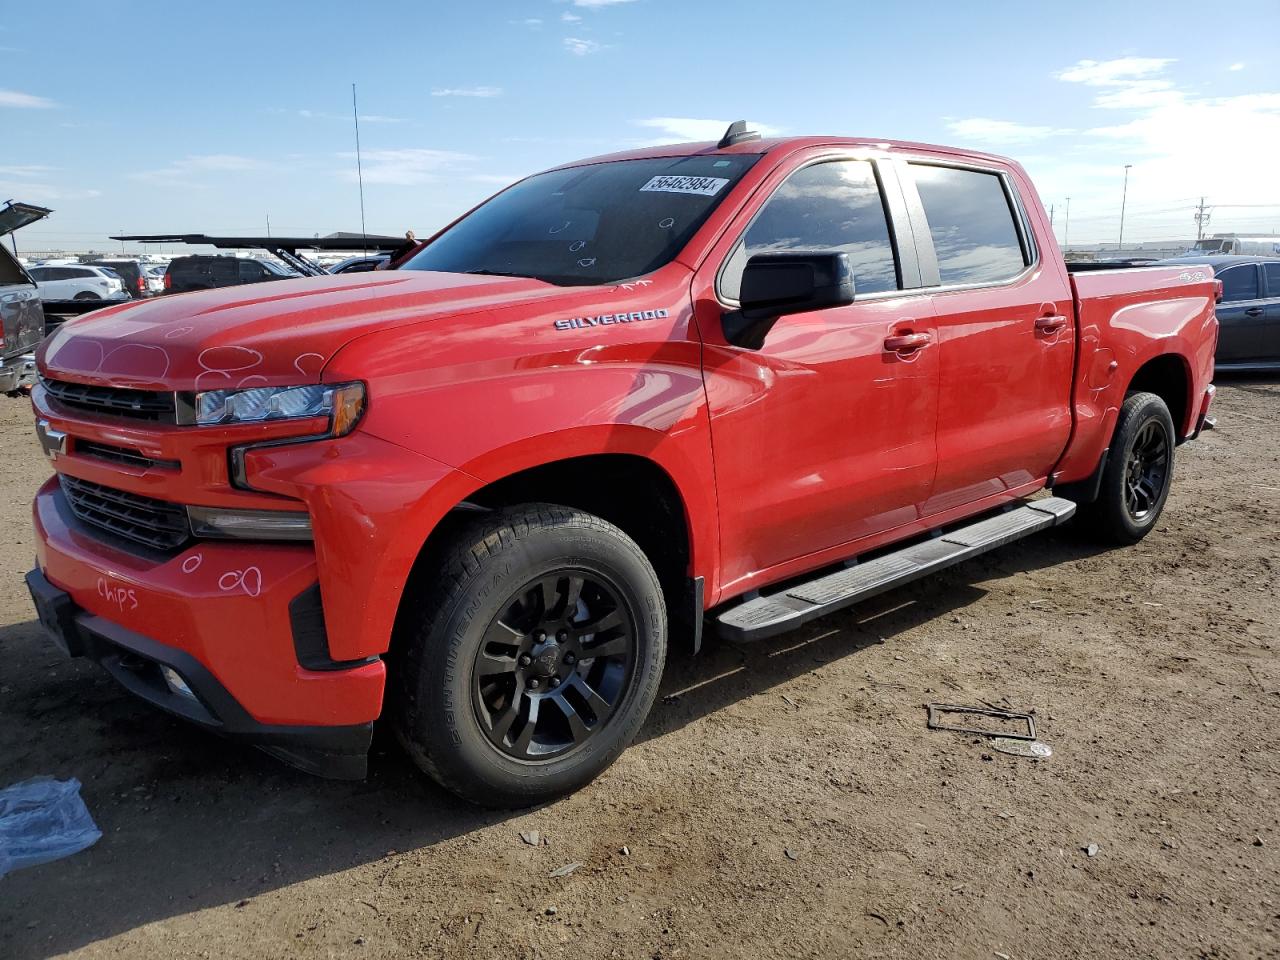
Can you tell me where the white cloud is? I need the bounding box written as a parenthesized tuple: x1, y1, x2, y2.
(0, 89, 56, 109)
(130, 154, 267, 185)
(431, 86, 503, 98)
(1021, 58, 1280, 243)
(946, 118, 1073, 145)
(338, 148, 474, 186)
(572, 0, 638, 6)
(0, 164, 55, 177)
(1229, 62, 1245, 72)
(563, 37, 604, 55)
(634, 117, 783, 144)
(1054, 57, 1175, 86)
(298, 108, 405, 123)
(0, 180, 99, 202)
(508, 17, 542, 26)
(561, 11, 582, 21)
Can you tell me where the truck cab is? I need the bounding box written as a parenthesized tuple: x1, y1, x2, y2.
(26, 128, 1217, 806)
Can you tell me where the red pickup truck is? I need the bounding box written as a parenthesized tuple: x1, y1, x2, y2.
(26, 125, 1217, 806)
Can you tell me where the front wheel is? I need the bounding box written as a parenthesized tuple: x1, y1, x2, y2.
(393, 504, 667, 807)
(72, 291, 101, 301)
(1076, 391, 1176, 544)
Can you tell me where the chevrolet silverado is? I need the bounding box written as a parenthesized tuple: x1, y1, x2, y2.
(26, 124, 1218, 806)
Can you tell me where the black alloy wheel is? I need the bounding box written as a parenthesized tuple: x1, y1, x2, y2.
(473, 572, 635, 761)
(1074, 391, 1177, 545)
(393, 503, 667, 807)
(1123, 419, 1170, 521)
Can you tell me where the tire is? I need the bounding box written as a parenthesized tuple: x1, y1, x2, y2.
(1076, 391, 1176, 545)
(72, 291, 101, 301)
(393, 504, 667, 808)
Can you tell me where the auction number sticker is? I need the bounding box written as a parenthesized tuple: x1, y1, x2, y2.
(639, 175, 729, 197)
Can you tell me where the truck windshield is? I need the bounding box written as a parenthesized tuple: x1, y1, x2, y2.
(402, 155, 759, 285)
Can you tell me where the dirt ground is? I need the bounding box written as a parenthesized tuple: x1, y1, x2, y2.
(0, 381, 1277, 960)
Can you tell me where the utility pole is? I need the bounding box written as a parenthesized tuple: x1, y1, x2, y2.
(1194, 197, 1210, 240)
(1049, 203, 1055, 230)
(266, 213, 272, 238)
(1118, 164, 1133, 252)
(1064, 197, 1071, 249)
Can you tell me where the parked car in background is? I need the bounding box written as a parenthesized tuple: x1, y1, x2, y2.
(144, 264, 167, 294)
(27, 128, 1218, 806)
(27, 264, 126, 301)
(86, 259, 152, 299)
(328, 254, 389, 274)
(0, 201, 50, 392)
(164, 255, 296, 293)
(1155, 255, 1280, 370)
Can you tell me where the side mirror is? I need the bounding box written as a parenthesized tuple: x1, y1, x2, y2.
(723, 252, 855, 349)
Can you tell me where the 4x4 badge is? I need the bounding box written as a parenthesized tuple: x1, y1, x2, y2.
(554, 308, 669, 331)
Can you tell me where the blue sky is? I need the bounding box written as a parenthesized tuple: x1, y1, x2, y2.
(3, 0, 1278, 252)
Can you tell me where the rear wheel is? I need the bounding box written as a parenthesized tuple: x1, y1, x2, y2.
(393, 504, 666, 807)
(1076, 391, 1176, 544)
(72, 291, 101, 301)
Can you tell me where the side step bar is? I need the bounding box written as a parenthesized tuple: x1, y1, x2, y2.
(715, 497, 1076, 643)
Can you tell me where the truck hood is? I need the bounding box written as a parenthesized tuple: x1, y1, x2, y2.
(38, 271, 577, 390)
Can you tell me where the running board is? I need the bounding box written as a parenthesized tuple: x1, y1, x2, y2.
(715, 497, 1076, 643)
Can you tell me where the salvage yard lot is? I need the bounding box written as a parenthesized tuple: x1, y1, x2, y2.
(0, 382, 1276, 960)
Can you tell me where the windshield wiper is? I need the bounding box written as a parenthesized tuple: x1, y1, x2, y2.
(463, 269, 524, 278)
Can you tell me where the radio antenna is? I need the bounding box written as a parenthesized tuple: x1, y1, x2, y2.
(352, 82, 368, 255)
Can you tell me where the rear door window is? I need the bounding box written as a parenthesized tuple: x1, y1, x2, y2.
(1261, 262, 1280, 298)
(1218, 264, 1259, 302)
(910, 164, 1028, 285)
(719, 159, 900, 301)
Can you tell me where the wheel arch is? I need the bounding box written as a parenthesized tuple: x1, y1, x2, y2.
(1125, 351, 1193, 440)
(391, 448, 709, 659)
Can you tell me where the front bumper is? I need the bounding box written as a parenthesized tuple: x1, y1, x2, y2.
(0, 352, 37, 392)
(26, 568, 371, 778)
(30, 478, 385, 778)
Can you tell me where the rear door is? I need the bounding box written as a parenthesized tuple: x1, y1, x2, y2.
(1257, 262, 1280, 364)
(900, 160, 1075, 516)
(693, 151, 940, 593)
(1214, 263, 1264, 364)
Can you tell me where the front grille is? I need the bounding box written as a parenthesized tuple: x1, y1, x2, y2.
(59, 475, 190, 551)
(76, 440, 180, 471)
(42, 377, 177, 423)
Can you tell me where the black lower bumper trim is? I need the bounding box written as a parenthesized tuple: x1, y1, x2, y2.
(25, 568, 372, 780)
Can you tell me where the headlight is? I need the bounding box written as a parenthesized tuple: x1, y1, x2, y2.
(194, 382, 365, 435)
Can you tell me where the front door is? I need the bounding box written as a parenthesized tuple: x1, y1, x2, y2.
(693, 155, 939, 596)
(900, 161, 1076, 516)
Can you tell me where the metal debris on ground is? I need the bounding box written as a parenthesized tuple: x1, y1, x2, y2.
(926, 703, 1037, 741)
(549, 862, 582, 878)
(989, 737, 1052, 759)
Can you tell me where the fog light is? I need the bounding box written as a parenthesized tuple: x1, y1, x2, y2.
(186, 506, 312, 541)
(160, 665, 196, 701)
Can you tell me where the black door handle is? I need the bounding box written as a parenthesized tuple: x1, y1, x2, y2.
(1244, 307, 1264, 317)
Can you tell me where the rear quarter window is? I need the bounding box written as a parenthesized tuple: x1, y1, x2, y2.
(911, 164, 1028, 286)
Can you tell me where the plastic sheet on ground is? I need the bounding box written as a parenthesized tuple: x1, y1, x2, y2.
(0, 777, 102, 878)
